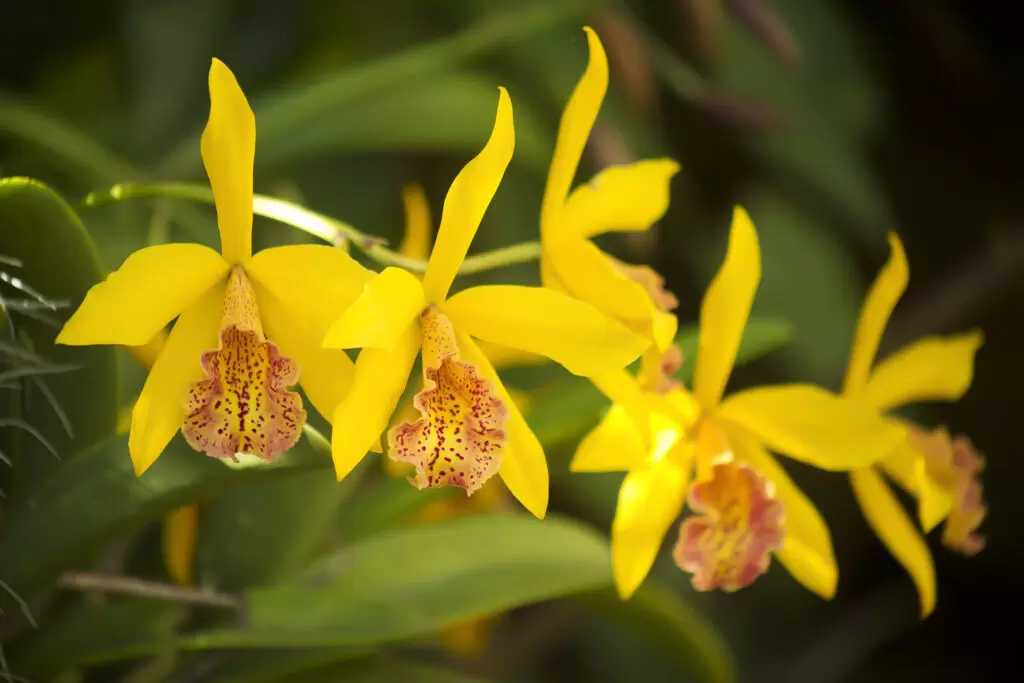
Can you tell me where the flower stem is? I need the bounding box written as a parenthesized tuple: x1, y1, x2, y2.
(82, 182, 543, 275)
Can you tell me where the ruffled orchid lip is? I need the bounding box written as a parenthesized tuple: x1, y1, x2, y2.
(388, 306, 508, 495)
(183, 267, 306, 461)
(673, 461, 785, 592)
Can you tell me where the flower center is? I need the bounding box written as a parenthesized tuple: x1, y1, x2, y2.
(182, 267, 305, 461)
(910, 426, 986, 555)
(388, 306, 508, 494)
(673, 461, 785, 592)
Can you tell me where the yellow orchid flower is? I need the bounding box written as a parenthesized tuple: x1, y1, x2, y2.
(843, 233, 985, 617)
(572, 208, 905, 599)
(540, 27, 681, 351)
(322, 88, 649, 519)
(58, 59, 370, 475)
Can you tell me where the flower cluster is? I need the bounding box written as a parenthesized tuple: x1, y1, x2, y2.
(58, 27, 986, 616)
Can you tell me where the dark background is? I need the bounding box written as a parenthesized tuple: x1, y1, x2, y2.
(2, 1, 1021, 681)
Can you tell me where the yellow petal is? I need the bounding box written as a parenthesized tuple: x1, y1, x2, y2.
(731, 432, 837, 598)
(444, 284, 648, 377)
(245, 245, 372, 332)
(57, 244, 228, 347)
(422, 87, 514, 303)
(850, 467, 937, 617)
(612, 459, 690, 599)
(843, 233, 908, 394)
(541, 26, 607, 238)
(561, 159, 680, 239)
(330, 324, 420, 481)
(571, 404, 648, 473)
(546, 239, 674, 351)
(399, 183, 433, 261)
(860, 331, 983, 411)
(127, 330, 168, 371)
(162, 505, 199, 586)
(457, 333, 548, 519)
(202, 59, 256, 263)
(719, 384, 905, 470)
(129, 281, 224, 475)
(880, 434, 953, 532)
(251, 279, 356, 422)
(474, 338, 547, 369)
(590, 369, 652, 449)
(322, 267, 425, 350)
(693, 207, 760, 408)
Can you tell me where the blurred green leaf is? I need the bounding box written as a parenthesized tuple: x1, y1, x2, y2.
(713, 17, 893, 246)
(0, 101, 137, 181)
(336, 472, 461, 543)
(12, 598, 183, 679)
(745, 191, 860, 380)
(198, 450, 369, 591)
(257, 73, 552, 174)
(578, 581, 737, 683)
(284, 658, 491, 683)
(0, 177, 119, 503)
(156, 1, 593, 179)
(0, 433, 327, 597)
(203, 648, 370, 683)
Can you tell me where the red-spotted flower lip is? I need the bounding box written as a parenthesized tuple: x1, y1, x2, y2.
(388, 306, 508, 495)
(673, 461, 785, 592)
(183, 267, 305, 461)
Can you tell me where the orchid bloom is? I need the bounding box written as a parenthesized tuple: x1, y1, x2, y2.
(58, 60, 370, 474)
(540, 27, 681, 352)
(322, 89, 648, 518)
(843, 233, 985, 617)
(573, 208, 905, 599)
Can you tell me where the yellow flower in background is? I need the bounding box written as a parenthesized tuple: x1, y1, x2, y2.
(58, 59, 370, 474)
(323, 88, 648, 519)
(843, 233, 985, 617)
(540, 27, 681, 352)
(573, 208, 905, 599)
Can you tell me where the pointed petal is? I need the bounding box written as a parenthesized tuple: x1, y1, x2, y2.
(850, 467, 937, 617)
(541, 27, 607, 237)
(612, 460, 690, 599)
(202, 59, 256, 263)
(57, 244, 228, 347)
(162, 505, 199, 586)
(694, 207, 760, 408)
(562, 159, 680, 239)
(732, 432, 837, 599)
(571, 404, 648, 472)
(591, 369, 652, 450)
(245, 244, 372, 332)
(880, 436, 953, 532)
(322, 267, 425, 350)
(844, 233, 908, 393)
(330, 324, 420, 481)
(129, 282, 224, 475)
(399, 183, 433, 261)
(444, 285, 648, 377)
(546, 239, 676, 351)
(719, 384, 905, 470)
(457, 333, 548, 519)
(422, 88, 514, 303)
(474, 339, 547, 369)
(251, 279, 355, 422)
(860, 331, 983, 410)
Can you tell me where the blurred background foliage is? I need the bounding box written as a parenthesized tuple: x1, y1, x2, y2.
(1, 0, 1022, 681)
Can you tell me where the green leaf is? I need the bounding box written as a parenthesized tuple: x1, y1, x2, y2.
(255, 72, 552, 174)
(100, 514, 611, 654)
(201, 648, 370, 683)
(0, 432, 328, 598)
(578, 581, 737, 683)
(155, 1, 593, 179)
(336, 472, 461, 543)
(0, 100, 138, 182)
(11, 598, 184, 679)
(198, 447, 370, 591)
(283, 658, 491, 683)
(0, 177, 119, 504)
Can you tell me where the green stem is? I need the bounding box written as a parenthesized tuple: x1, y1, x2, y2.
(81, 182, 543, 275)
